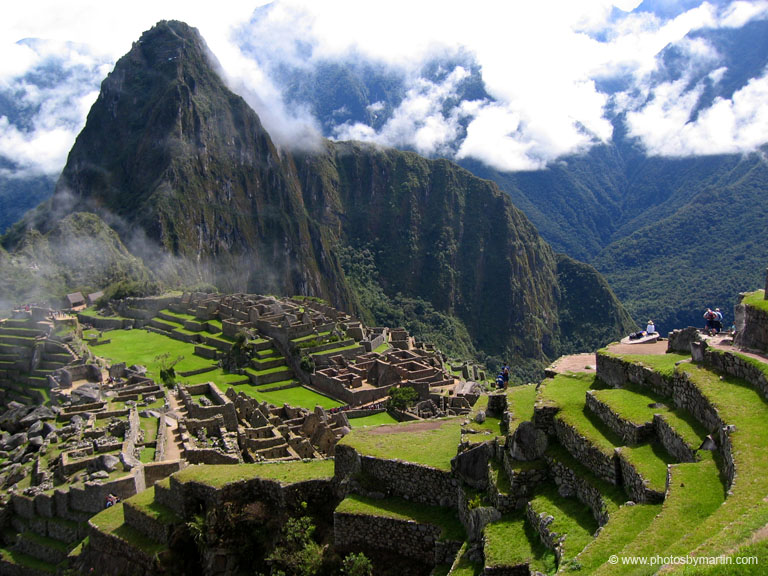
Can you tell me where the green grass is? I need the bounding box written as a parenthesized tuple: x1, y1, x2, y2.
(507, 383, 537, 423)
(448, 544, 482, 576)
(0, 547, 56, 573)
(224, 383, 344, 410)
(291, 331, 332, 344)
(180, 368, 248, 387)
(596, 451, 726, 575)
(483, 513, 556, 573)
(348, 412, 400, 427)
(159, 308, 196, 322)
(601, 350, 690, 377)
(373, 340, 391, 354)
(574, 503, 662, 573)
(540, 373, 622, 457)
(140, 417, 158, 444)
(741, 290, 768, 314)
(655, 410, 707, 450)
(658, 364, 768, 562)
(677, 539, 768, 575)
(173, 459, 334, 488)
(89, 501, 165, 557)
(464, 395, 503, 437)
(87, 329, 213, 379)
(139, 446, 156, 463)
(335, 494, 464, 541)
(528, 484, 598, 570)
(339, 418, 462, 471)
(590, 386, 669, 426)
(489, 458, 512, 495)
(309, 343, 361, 356)
(618, 442, 674, 494)
(248, 365, 292, 377)
(125, 486, 179, 525)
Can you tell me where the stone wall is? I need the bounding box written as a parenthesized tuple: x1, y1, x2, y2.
(586, 392, 654, 445)
(178, 383, 238, 431)
(85, 513, 158, 576)
(703, 347, 768, 402)
(553, 418, 620, 485)
(653, 414, 697, 463)
(457, 485, 501, 542)
(143, 460, 184, 487)
(525, 502, 564, 564)
(667, 327, 702, 353)
(533, 403, 559, 436)
(616, 449, 665, 503)
(334, 511, 462, 565)
(544, 455, 611, 527)
(596, 353, 675, 397)
(734, 298, 768, 353)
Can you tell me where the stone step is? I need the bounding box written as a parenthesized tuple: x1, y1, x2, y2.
(250, 356, 286, 371)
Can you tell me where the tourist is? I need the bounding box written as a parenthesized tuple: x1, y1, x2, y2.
(502, 363, 510, 389)
(703, 308, 717, 333)
(714, 308, 723, 334)
(646, 320, 656, 334)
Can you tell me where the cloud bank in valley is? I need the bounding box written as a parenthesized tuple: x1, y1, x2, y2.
(2, 0, 768, 178)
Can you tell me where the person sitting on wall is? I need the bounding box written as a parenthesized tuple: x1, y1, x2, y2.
(646, 320, 656, 334)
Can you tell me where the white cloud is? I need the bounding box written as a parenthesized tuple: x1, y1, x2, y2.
(2, 0, 768, 177)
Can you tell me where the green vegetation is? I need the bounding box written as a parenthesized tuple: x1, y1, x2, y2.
(507, 383, 537, 431)
(600, 350, 690, 377)
(388, 385, 418, 410)
(336, 494, 464, 541)
(618, 443, 674, 494)
(483, 513, 556, 573)
(348, 412, 399, 427)
(742, 290, 768, 313)
(173, 459, 335, 488)
(528, 484, 598, 569)
(224, 383, 344, 410)
(339, 418, 462, 471)
(0, 547, 55, 573)
(125, 486, 180, 525)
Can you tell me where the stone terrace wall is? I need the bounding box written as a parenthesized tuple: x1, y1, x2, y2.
(653, 414, 697, 463)
(525, 502, 564, 564)
(616, 449, 665, 503)
(703, 347, 768, 402)
(334, 512, 462, 565)
(553, 418, 620, 485)
(334, 444, 458, 508)
(734, 299, 768, 353)
(586, 392, 654, 445)
(85, 512, 158, 576)
(596, 353, 675, 397)
(544, 455, 611, 526)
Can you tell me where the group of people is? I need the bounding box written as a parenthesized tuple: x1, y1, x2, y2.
(495, 363, 510, 389)
(703, 307, 724, 334)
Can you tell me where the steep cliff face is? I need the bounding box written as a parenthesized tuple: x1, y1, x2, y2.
(38, 20, 632, 369)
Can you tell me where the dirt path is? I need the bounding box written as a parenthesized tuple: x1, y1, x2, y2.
(605, 340, 669, 355)
(161, 388, 184, 461)
(547, 353, 597, 374)
(368, 419, 445, 435)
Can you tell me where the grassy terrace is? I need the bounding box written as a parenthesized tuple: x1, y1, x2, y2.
(597, 452, 725, 575)
(310, 343, 362, 356)
(348, 412, 399, 427)
(173, 459, 334, 488)
(0, 547, 55, 573)
(336, 494, 464, 541)
(291, 331, 332, 344)
(373, 341, 391, 354)
(661, 364, 768, 562)
(601, 350, 691, 377)
(158, 308, 197, 322)
(483, 513, 556, 573)
(88, 329, 212, 378)
(619, 443, 674, 493)
(741, 289, 768, 314)
(125, 486, 179, 525)
(528, 484, 597, 570)
(224, 382, 344, 410)
(88, 502, 165, 557)
(464, 395, 503, 438)
(78, 307, 129, 321)
(339, 418, 462, 471)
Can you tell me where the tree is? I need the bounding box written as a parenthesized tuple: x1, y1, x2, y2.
(155, 352, 184, 387)
(266, 516, 324, 576)
(342, 552, 373, 576)
(388, 385, 418, 410)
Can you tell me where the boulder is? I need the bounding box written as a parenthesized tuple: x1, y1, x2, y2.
(19, 406, 57, 427)
(5, 432, 28, 450)
(27, 421, 44, 438)
(85, 364, 102, 382)
(452, 442, 492, 489)
(474, 411, 486, 424)
(89, 454, 120, 473)
(58, 369, 73, 388)
(508, 421, 548, 461)
(27, 436, 44, 451)
(0, 404, 35, 433)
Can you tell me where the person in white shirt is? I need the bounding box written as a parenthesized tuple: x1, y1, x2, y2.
(646, 320, 656, 334)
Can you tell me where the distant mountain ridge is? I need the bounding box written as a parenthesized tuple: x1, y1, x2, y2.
(1, 21, 634, 377)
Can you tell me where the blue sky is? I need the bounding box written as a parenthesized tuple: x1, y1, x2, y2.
(1, 0, 768, 177)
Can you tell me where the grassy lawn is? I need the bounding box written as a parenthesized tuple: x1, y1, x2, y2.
(335, 494, 464, 541)
(348, 412, 400, 427)
(507, 383, 537, 423)
(483, 512, 556, 573)
(173, 459, 334, 488)
(180, 368, 248, 387)
(224, 382, 344, 409)
(339, 418, 462, 471)
(464, 395, 503, 438)
(529, 484, 598, 570)
(158, 308, 196, 322)
(373, 341, 391, 354)
(597, 451, 726, 575)
(87, 329, 213, 379)
(88, 502, 165, 557)
(139, 446, 156, 463)
(291, 331, 332, 344)
(310, 343, 361, 356)
(448, 544, 482, 576)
